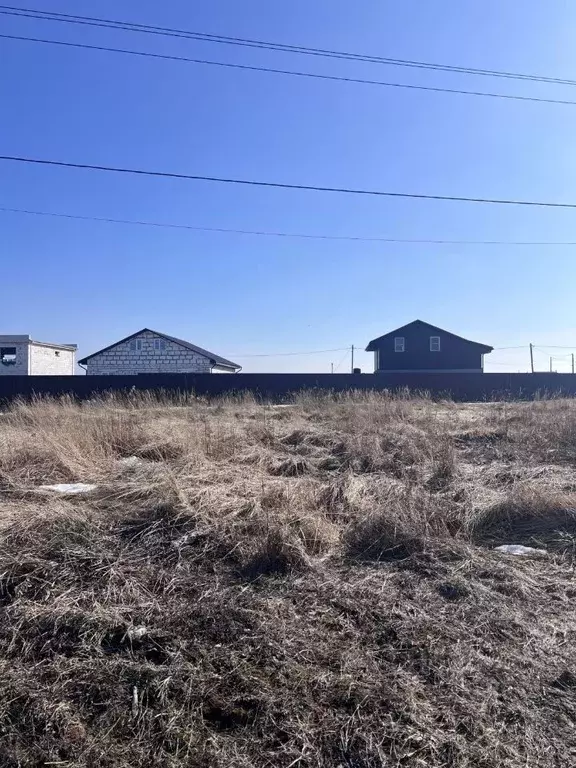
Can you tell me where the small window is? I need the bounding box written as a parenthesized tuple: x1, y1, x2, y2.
(430, 336, 441, 352)
(153, 338, 166, 352)
(394, 337, 405, 352)
(130, 339, 143, 352)
(0, 347, 16, 365)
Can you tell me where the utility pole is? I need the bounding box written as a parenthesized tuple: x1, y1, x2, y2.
(529, 343, 534, 374)
(351, 344, 355, 373)
(550, 356, 553, 373)
(331, 362, 334, 374)
(572, 353, 575, 375)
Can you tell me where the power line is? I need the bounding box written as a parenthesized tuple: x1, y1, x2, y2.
(4, 34, 576, 108)
(225, 347, 349, 358)
(4, 154, 576, 209)
(532, 346, 557, 358)
(234, 345, 574, 359)
(534, 345, 576, 350)
(486, 361, 527, 367)
(333, 348, 352, 372)
(2, 5, 575, 88)
(5, 206, 576, 246)
(492, 345, 528, 350)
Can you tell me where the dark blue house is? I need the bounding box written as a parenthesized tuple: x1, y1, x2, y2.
(366, 320, 493, 373)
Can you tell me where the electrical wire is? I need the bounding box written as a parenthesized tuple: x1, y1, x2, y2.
(238, 347, 568, 361)
(4, 34, 576, 108)
(225, 347, 350, 358)
(5, 155, 576, 209)
(2, 5, 576, 88)
(486, 361, 527, 367)
(333, 348, 351, 372)
(231, 346, 572, 361)
(532, 347, 557, 358)
(534, 345, 576, 350)
(5, 206, 576, 246)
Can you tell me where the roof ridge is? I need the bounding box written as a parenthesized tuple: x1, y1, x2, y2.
(78, 328, 241, 370)
(366, 320, 493, 352)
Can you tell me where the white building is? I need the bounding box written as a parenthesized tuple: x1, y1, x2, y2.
(0, 335, 77, 376)
(78, 328, 241, 375)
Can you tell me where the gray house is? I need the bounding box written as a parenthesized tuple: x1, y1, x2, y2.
(79, 329, 241, 375)
(366, 320, 493, 373)
(0, 335, 77, 376)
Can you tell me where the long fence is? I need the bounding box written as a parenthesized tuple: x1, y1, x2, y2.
(1, 372, 576, 403)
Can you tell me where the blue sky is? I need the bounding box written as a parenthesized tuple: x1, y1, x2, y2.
(2, 0, 576, 372)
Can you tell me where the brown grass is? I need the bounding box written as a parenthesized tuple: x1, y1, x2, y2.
(0, 391, 576, 766)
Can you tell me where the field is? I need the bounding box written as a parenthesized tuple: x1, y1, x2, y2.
(0, 391, 576, 767)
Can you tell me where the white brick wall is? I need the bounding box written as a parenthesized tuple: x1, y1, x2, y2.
(86, 331, 212, 375)
(29, 343, 76, 375)
(0, 336, 76, 376)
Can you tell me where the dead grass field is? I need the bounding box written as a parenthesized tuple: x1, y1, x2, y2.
(0, 391, 576, 767)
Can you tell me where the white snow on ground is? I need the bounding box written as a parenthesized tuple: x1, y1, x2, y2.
(128, 626, 148, 640)
(118, 456, 143, 467)
(494, 544, 547, 556)
(38, 483, 98, 495)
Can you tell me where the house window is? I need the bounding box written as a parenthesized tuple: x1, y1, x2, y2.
(0, 347, 16, 365)
(394, 337, 405, 352)
(130, 339, 143, 352)
(430, 336, 441, 352)
(153, 339, 167, 352)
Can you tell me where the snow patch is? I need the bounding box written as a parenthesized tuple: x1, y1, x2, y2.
(128, 626, 148, 640)
(118, 456, 143, 467)
(494, 544, 547, 556)
(38, 483, 98, 495)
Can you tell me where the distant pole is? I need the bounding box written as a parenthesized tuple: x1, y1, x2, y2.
(331, 362, 334, 374)
(550, 356, 553, 373)
(529, 343, 534, 374)
(572, 353, 575, 375)
(351, 344, 355, 373)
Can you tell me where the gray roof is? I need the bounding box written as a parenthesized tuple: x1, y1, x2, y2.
(366, 320, 493, 353)
(78, 328, 241, 371)
(0, 335, 77, 350)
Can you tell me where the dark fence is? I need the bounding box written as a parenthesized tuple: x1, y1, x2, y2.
(2, 372, 576, 403)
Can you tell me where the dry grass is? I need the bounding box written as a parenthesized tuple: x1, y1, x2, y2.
(0, 391, 576, 766)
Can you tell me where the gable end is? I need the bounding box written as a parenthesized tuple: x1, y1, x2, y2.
(366, 320, 493, 353)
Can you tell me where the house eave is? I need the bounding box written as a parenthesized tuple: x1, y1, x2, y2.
(211, 360, 242, 373)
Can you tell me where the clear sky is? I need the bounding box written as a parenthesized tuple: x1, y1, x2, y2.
(2, 0, 576, 373)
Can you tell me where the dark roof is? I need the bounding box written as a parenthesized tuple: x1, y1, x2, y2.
(366, 320, 493, 354)
(78, 328, 241, 371)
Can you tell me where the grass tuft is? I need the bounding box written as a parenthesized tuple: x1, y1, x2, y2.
(470, 488, 576, 550)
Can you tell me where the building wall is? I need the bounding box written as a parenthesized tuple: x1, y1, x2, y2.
(0, 338, 29, 376)
(85, 330, 212, 375)
(373, 329, 485, 372)
(29, 343, 76, 375)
